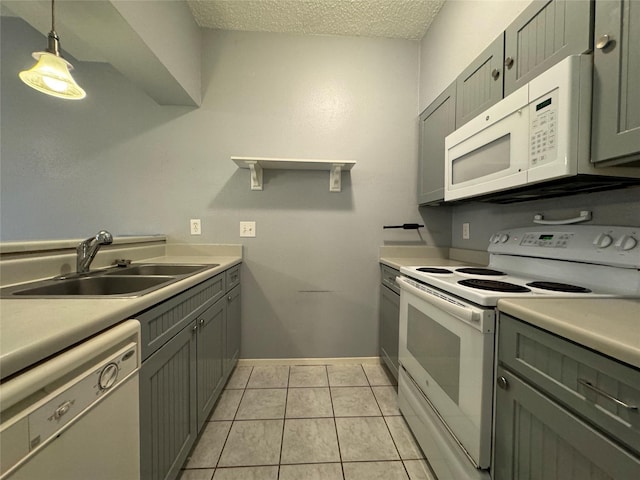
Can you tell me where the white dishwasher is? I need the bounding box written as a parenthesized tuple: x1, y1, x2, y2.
(0, 320, 141, 480)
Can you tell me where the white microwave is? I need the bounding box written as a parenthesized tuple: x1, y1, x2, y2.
(444, 55, 592, 202)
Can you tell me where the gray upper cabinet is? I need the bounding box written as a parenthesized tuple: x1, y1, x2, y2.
(591, 0, 640, 166)
(418, 83, 456, 205)
(504, 0, 593, 96)
(455, 34, 505, 128)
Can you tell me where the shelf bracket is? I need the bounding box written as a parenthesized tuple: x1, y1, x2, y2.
(247, 161, 263, 191)
(330, 163, 344, 192)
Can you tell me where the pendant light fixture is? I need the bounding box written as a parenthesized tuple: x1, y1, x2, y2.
(19, 0, 86, 100)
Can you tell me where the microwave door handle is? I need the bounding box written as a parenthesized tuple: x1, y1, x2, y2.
(397, 277, 478, 324)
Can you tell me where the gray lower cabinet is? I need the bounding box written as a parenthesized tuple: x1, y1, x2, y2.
(455, 33, 504, 128)
(504, 0, 592, 96)
(494, 314, 640, 480)
(379, 265, 399, 380)
(224, 284, 241, 377)
(418, 83, 456, 205)
(195, 300, 225, 432)
(140, 323, 197, 480)
(591, 0, 640, 166)
(139, 267, 241, 480)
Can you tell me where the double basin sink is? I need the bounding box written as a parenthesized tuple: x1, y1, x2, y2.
(0, 264, 219, 298)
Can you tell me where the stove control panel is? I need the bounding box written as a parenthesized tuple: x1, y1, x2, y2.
(488, 225, 640, 268)
(519, 232, 574, 248)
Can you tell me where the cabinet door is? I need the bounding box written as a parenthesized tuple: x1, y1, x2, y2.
(455, 34, 505, 128)
(494, 367, 640, 480)
(418, 83, 456, 205)
(196, 300, 225, 431)
(591, 0, 640, 165)
(224, 285, 241, 378)
(504, 0, 592, 96)
(379, 285, 399, 380)
(140, 324, 197, 480)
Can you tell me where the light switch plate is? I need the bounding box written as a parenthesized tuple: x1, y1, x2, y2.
(240, 221, 256, 237)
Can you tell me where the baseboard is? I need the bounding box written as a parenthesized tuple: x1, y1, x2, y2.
(237, 356, 383, 366)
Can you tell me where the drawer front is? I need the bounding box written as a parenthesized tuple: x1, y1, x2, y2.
(225, 265, 241, 291)
(139, 274, 226, 360)
(494, 366, 640, 480)
(380, 264, 400, 294)
(499, 313, 640, 456)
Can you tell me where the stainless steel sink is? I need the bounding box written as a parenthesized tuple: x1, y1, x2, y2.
(0, 263, 220, 298)
(3, 275, 175, 298)
(105, 264, 218, 276)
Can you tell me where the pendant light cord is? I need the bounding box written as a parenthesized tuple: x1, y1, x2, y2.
(51, 0, 56, 32)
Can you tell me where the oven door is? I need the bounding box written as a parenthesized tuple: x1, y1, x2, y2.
(397, 276, 495, 468)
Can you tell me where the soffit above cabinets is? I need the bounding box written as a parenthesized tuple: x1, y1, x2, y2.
(188, 0, 446, 40)
(2, 0, 446, 106)
(2, 0, 202, 107)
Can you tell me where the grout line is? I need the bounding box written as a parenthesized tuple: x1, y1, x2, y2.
(277, 367, 292, 478)
(326, 366, 347, 480)
(213, 366, 253, 472)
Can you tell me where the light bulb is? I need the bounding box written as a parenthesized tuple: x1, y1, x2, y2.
(19, 51, 86, 100)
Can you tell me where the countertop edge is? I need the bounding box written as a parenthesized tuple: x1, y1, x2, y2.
(0, 255, 242, 380)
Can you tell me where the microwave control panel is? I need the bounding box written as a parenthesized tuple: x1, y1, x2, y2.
(529, 89, 559, 166)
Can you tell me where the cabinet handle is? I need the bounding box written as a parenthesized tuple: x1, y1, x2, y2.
(578, 379, 638, 411)
(497, 376, 509, 390)
(199, 318, 205, 326)
(596, 34, 612, 50)
(192, 323, 198, 332)
(504, 56, 514, 69)
(491, 68, 500, 80)
(228, 295, 233, 301)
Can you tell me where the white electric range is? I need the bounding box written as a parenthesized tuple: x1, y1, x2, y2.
(396, 224, 639, 480)
(401, 224, 640, 306)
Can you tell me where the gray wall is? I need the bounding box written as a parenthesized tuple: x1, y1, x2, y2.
(450, 188, 640, 250)
(1, 17, 439, 359)
(419, 0, 640, 250)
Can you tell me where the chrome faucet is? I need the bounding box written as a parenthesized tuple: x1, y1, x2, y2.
(76, 230, 113, 273)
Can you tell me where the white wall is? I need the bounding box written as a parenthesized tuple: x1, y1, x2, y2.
(1, 17, 437, 359)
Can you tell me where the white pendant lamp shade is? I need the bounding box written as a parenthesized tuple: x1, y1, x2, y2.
(18, 0, 86, 100)
(19, 51, 86, 100)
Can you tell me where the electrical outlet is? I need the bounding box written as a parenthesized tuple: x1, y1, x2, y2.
(240, 221, 256, 238)
(190, 219, 201, 235)
(462, 223, 470, 240)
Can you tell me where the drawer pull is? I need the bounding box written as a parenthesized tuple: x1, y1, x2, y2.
(578, 379, 638, 411)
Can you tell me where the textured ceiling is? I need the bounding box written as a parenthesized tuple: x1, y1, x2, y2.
(187, 0, 446, 40)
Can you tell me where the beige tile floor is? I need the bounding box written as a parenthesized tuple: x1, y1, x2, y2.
(179, 364, 436, 480)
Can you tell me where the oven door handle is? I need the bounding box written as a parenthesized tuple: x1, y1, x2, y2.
(397, 276, 479, 326)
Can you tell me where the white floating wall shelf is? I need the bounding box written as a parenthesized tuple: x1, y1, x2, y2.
(231, 157, 356, 192)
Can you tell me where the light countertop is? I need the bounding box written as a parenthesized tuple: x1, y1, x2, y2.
(379, 245, 488, 270)
(498, 298, 640, 369)
(0, 253, 241, 380)
(380, 257, 467, 270)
